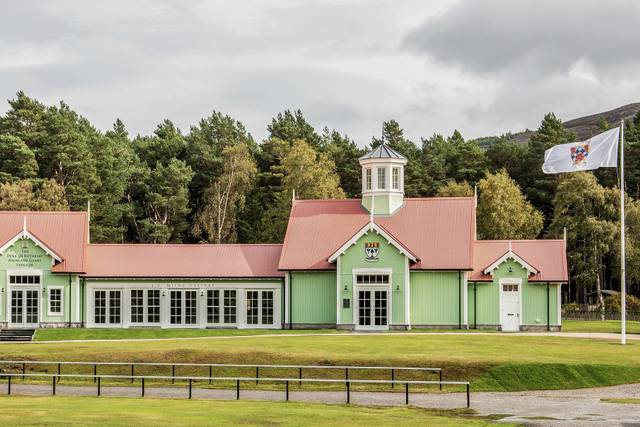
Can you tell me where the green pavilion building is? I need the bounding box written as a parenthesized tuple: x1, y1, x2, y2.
(0, 144, 567, 332)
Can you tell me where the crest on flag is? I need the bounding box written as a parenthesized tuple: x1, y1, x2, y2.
(570, 143, 590, 166)
(365, 242, 379, 262)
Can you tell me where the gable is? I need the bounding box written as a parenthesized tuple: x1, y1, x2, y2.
(339, 229, 409, 270)
(483, 250, 537, 276)
(0, 238, 56, 270)
(328, 222, 417, 264)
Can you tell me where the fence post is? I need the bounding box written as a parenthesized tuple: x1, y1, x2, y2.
(391, 369, 394, 388)
(188, 379, 192, 399)
(141, 377, 145, 397)
(22, 362, 25, 381)
(346, 381, 350, 404)
(439, 370, 442, 391)
(236, 379, 240, 400)
(208, 365, 212, 385)
(97, 377, 101, 396)
(405, 382, 408, 405)
(172, 365, 175, 384)
(466, 383, 470, 408)
(7, 376, 11, 395)
(298, 367, 302, 386)
(285, 380, 289, 401)
(131, 364, 134, 383)
(52, 375, 56, 395)
(256, 366, 259, 385)
(345, 367, 349, 381)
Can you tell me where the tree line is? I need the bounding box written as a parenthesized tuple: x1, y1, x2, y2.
(1, 91, 639, 307)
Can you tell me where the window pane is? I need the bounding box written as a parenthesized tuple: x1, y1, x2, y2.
(365, 168, 372, 190)
(94, 291, 106, 324)
(261, 291, 274, 325)
(109, 291, 121, 324)
(377, 168, 386, 189)
(130, 290, 144, 323)
(224, 290, 236, 324)
(147, 290, 160, 323)
(170, 291, 182, 325)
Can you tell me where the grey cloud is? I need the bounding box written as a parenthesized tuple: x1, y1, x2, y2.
(404, 0, 640, 76)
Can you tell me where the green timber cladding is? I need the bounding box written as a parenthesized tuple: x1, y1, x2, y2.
(0, 239, 81, 327)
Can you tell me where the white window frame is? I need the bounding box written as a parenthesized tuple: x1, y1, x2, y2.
(365, 168, 372, 191)
(352, 268, 392, 331)
(90, 288, 122, 327)
(128, 289, 161, 326)
(392, 167, 401, 190)
(377, 167, 386, 190)
(47, 286, 64, 316)
(206, 288, 239, 327)
(6, 269, 43, 321)
(243, 289, 277, 329)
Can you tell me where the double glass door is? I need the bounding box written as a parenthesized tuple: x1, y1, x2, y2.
(169, 290, 197, 325)
(245, 290, 274, 327)
(10, 289, 39, 327)
(357, 289, 388, 330)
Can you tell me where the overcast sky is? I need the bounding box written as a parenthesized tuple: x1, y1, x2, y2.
(1, 0, 639, 145)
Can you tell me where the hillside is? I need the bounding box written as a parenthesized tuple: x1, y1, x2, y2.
(501, 103, 640, 145)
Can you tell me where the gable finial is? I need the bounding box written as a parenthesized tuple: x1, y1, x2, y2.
(22, 215, 27, 232)
(509, 240, 512, 252)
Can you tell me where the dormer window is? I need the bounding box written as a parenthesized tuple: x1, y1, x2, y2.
(377, 167, 386, 190)
(365, 168, 372, 190)
(392, 167, 400, 190)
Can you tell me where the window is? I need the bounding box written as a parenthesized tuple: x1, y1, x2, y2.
(130, 290, 144, 323)
(109, 291, 121, 324)
(185, 291, 197, 325)
(356, 274, 389, 285)
(94, 290, 106, 324)
(377, 167, 386, 189)
(392, 167, 400, 190)
(207, 290, 220, 324)
(502, 284, 519, 292)
(246, 291, 259, 325)
(261, 291, 274, 325)
(365, 168, 372, 190)
(9, 274, 40, 284)
(147, 290, 160, 323)
(170, 291, 182, 325)
(224, 290, 237, 324)
(48, 288, 63, 315)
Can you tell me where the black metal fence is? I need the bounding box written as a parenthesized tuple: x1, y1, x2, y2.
(562, 310, 640, 321)
(0, 360, 443, 389)
(0, 372, 471, 408)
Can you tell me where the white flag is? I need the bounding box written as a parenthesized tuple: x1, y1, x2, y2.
(542, 127, 620, 174)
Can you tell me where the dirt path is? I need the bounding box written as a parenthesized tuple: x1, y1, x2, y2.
(1, 381, 639, 425)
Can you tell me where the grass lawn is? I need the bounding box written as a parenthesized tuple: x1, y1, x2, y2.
(34, 328, 339, 341)
(601, 398, 640, 404)
(0, 396, 507, 426)
(1, 334, 639, 392)
(562, 320, 640, 334)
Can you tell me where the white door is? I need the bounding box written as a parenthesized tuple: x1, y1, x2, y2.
(169, 290, 198, 326)
(356, 289, 389, 330)
(9, 288, 39, 328)
(244, 290, 276, 328)
(501, 283, 520, 332)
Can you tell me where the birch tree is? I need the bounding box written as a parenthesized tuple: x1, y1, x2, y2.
(193, 144, 256, 243)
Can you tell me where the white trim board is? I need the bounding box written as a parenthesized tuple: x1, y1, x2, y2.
(484, 250, 537, 276)
(327, 222, 417, 263)
(0, 229, 62, 263)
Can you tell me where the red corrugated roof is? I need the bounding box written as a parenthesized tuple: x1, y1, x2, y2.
(470, 240, 568, 282)
(84, 244, 284, 278)
(0, 211, 88, 273)
(278, 198, 475, 270)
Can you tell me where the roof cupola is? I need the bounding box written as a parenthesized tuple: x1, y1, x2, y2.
(359, 143, 407, 215)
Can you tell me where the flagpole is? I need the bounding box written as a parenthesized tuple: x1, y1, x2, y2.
(620, 120, 626, 345)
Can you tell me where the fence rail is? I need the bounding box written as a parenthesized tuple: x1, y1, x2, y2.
(0, 372, 471, 407)
(0, 360, 443, 389)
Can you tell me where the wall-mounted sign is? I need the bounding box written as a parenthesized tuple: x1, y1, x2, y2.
(365, 242, 380, 262)
(5, 244, 45, 268)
